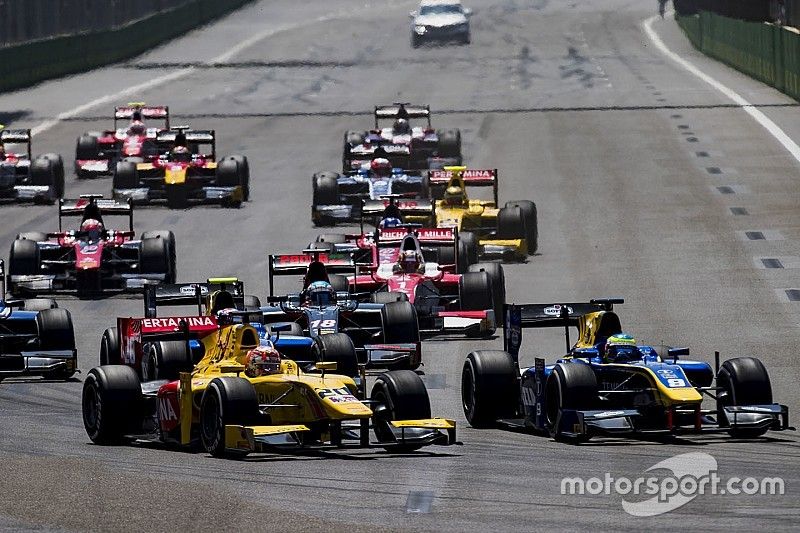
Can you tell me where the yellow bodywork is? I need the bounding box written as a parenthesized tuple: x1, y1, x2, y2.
(164, 167, 187, 185)
(179, 323, 372, 447)
(434, 168, 527, 258)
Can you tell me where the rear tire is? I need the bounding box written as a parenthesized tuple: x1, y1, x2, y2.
(468, 263, 505, 323)
(496, 206, 526, 240)
(461, 350, 518, 427)
(76, 134, 99, 161)
(42, 153, 65, 197)
(82, 366, 143, 444)
(505, 200, 537, 254)
(141, 231, 176, 283)
(328, 274, 349, 293)
(371, 370, 431, 451)
(371, 291, 408, 304)
(459, 271, 493, 312)
(437, 129, 461, 158)
(217, 155, 250, 201)
(141, 340, 193, 381)
(717, 357, 773, 438)
(37, 308, 76, 352)
(113, 161, 138, 190)
(312, 172, 339, 206)
(458, 231, 478, 270)
(312, 333, 358, 377)
(381, 301, 420, 369)
(140, 237, 170, 277)
(9, 239, 40, 284)
(100, 327, 120, 366)
(30, 157, 57, 202)
(200, 377, 259, 458)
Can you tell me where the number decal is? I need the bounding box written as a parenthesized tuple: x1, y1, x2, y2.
(310, 319, 336, 329)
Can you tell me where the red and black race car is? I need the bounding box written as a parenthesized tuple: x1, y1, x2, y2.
(342, 103, 462, 171)
(7, 195, 176, 297)
(74, 103, 170, 178)
(0, 127, 65, 203)
(312, 226, 505, 338)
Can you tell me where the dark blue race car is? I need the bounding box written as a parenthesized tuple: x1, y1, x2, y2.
(461, 299, 792, 442)
(0, 259, 77, 381)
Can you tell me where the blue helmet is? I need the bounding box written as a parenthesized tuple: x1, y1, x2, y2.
(379, 217, 403, 229)
(306, 280, 336, 306)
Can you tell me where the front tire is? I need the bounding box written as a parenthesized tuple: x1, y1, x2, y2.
(717, 357, 773, 438)
(200, 377, 259, 458)
(371, 370, 431, 451)
(545, 363, 598, 442)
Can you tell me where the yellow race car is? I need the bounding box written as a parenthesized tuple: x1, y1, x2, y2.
(82, 283, 455, 458)
(430, 166, 537, 262)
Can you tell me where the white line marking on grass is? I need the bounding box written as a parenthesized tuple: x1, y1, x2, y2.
(643, 12, 800, 164)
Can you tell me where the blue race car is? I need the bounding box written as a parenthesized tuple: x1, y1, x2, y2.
(461, 299, 792, 442)
(312, 155, 431, 226)
(0, 259, 77, 381)
(262, 251, 422, 371)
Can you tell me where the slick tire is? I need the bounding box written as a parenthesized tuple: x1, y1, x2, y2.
(141, 230, 177, 283)
(505, 200, 538, 254)
(717, 357, 773, 438)
(370, 291, 408, 304)
(9, 239, 40, 282)
(496, 206, 527, 240)
(142, 340, 193, 381)
(100, 327, 121, 366)
(545, 363, 598, 443)
(312, 333, 359, 377)
(200, 377, 259, 458)
(76, 134, 99, 161)
(37, 308, 76, 352)
(462, 350, 518, 427)
(436, 129, 461, 158)
(140, 237, 170, 277)
(467, 263, 505, 324)
(458, 231, 478, 271)
(381, 301, 420, 369)
(113, 161, 138, 190)
(312, 172, 339, 206)
(459, 271, 493, 313)
(371, 370, 431, 451)
(82, 365, 143, 444)
(328, 274, 349, 293)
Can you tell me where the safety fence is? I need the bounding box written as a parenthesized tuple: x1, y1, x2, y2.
(676, 10, 800, 101)
(0, 0, 253, 93)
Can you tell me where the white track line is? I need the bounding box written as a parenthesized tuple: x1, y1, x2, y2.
(30, 11, 345, 136)
(643, 12, 800, 164)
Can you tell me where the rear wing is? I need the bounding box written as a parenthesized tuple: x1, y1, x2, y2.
(143, 279, 245, 318)
(268, 252, 356, 296)
(156, 128, 215, 157)
(0, 127, 32, 158)
(503, 299, 624, 361)
(114, 104, 170, 125)
(374, 103, 431, 128)
(377, 227, 456, 245)
(361, 197, 434, 217)
(429, 168, 499, 204)
(58, 195, 133, 231)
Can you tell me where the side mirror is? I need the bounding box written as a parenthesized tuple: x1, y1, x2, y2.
(409, 10, 418, 18)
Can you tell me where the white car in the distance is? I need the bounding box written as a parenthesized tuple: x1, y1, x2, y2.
(410, 0, 472, 48)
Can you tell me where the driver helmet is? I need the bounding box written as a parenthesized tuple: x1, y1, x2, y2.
(604, 333, 639, 363)
(379, 217, 403, 229)
(128, 120, 146, 136)
(80, 218, 104, 241)
(370, 157, 392, 178)
(244, 342, 282, 377)
(171, 145, 192, 162)
(398, 249, 423, 273)
(443, 185, 467, 206)
(306, 280, 336, 306)
(393, 118, 411, 134)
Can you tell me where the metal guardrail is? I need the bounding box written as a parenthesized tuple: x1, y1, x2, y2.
(0, 0, 192, 47)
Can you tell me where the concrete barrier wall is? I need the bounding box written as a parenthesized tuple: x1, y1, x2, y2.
(0, 0, 252, 93)
(676, 11, 800, 100)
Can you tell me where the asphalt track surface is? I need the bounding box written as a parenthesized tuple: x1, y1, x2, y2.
(1, 0, 800, 530)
